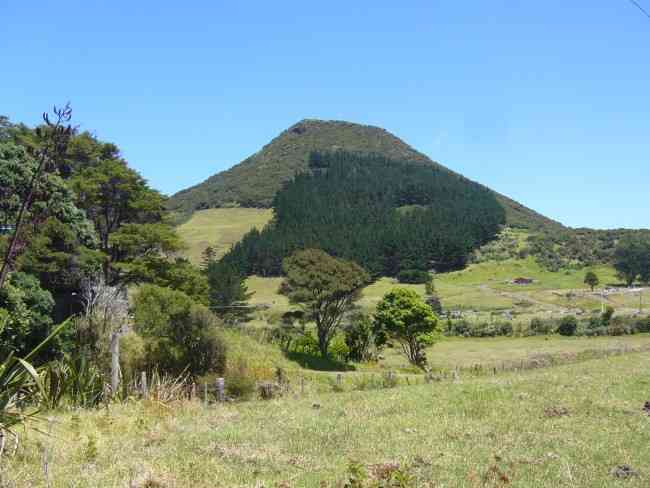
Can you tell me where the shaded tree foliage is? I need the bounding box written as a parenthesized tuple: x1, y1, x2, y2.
(584, 271, 599, 291)
(132, 284, 227, 377)
(614, 237, 650, 286)
(0, 272, 57, 359)
(206, 261, 253, 323)
(0, 105, 76, 289)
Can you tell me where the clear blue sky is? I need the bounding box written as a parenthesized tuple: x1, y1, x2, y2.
(2, 1, 648, 229)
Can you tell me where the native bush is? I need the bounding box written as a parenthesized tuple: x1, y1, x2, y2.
(396, 269, 431, 284)
(557, 316, 578, 336)
(328, 334, 351, 362)
(0, 272, 60, 359)
(636, 317, 650, 333)
(133, 284, 227, 377)
(602, 306, 615, 326)
(224, 358, 257, 400)
(344, 312, 381, 362)
(530, 317, 555, 335)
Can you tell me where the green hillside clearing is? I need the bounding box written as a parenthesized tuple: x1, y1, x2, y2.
(177, 208, 273, 264)
(246, 257, 647, 327)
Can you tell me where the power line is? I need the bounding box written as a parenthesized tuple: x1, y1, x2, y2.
(628, 0, 650, 19)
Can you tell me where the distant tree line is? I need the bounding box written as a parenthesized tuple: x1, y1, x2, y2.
(220, 151, 505, 278)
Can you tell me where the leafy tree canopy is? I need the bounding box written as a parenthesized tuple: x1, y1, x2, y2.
(0, 272, 56, 358)
(614, 237, 650, 286)
(206, 261, 253, 323)
(584, 271, 600, 291)
(132, 284, 226, 376)
(282, 248, 370, 356)
(374, 288, 439, 368)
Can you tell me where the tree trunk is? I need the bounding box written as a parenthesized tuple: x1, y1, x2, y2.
(318, 327, 330, 357)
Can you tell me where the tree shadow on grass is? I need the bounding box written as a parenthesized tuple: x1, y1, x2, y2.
(286, 351, 356, 372)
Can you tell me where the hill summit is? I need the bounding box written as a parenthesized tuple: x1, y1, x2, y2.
(169, 119, 560, 231)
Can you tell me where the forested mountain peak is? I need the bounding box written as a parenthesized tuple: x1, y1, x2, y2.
(168, 119, 562, 232)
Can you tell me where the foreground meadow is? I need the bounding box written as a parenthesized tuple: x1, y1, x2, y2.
(5, 352, 650, 487)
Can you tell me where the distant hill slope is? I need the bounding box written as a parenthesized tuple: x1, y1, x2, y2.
(177, 208, 273, 264)
(168, 119, 562, 231)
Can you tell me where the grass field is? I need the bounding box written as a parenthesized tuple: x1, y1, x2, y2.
(175, 208, 647, 321)
(377, 334, 650, 371)
(177, 208, 273, 264)
(245, 257, 648, 329)
(7, 352, 650, 487)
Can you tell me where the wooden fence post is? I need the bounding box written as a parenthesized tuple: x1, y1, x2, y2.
(336, 373, 342, 387)
(204, 382, 208, 407)
(216, 377, 225, 402)
(110, 331, 120, 397)
(191, 382, 196, 401)
(300, 376, 305, 395)
(140, 371, 148, 400)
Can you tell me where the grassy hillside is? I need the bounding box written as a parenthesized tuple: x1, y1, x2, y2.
(169, 119, 561, 232)
(245, 257, 648, 329)
(177, 208, 273, 264)
(8, 352, 650, 486)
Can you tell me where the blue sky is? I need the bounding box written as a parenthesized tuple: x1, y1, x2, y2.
(2, 1, 649, 229)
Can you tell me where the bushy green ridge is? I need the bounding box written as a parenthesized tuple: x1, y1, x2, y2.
(528, 227, 650, 271)
(220, 151, 505, 277)
(168, 119, 560, 231)
(471, 226, 650, 271)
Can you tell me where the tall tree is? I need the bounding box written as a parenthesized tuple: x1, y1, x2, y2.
(614, 237, 650, 286)
(201, 246, 217, 271)
(71, 159, 173, 285)
(584, 271, 600, 292)
(373, 288, 439, 368)
(282, 249, 369, 357)
(206, 261, 253, 323)
(0, 105, 74, 290)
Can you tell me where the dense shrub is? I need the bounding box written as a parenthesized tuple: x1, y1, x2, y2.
(607, 323, 629, 336)
(397, 269, 432, 284)
(425, 294, 443, 315)
(344, 313, 380, 362)
(224, 359, 256, 400)
(445, 319, 512, 337)
(557, 316, 578, 336)
(328, 334, 350, 362)
(530, 317, 554, 335)
(446, 319, 471, 336)
(0, 272, 61, 359)
(636, 317, 650, 333)
(584, 326, 609, 337)
(133, 284, 227, 377)
(291, 332, 320, 355)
